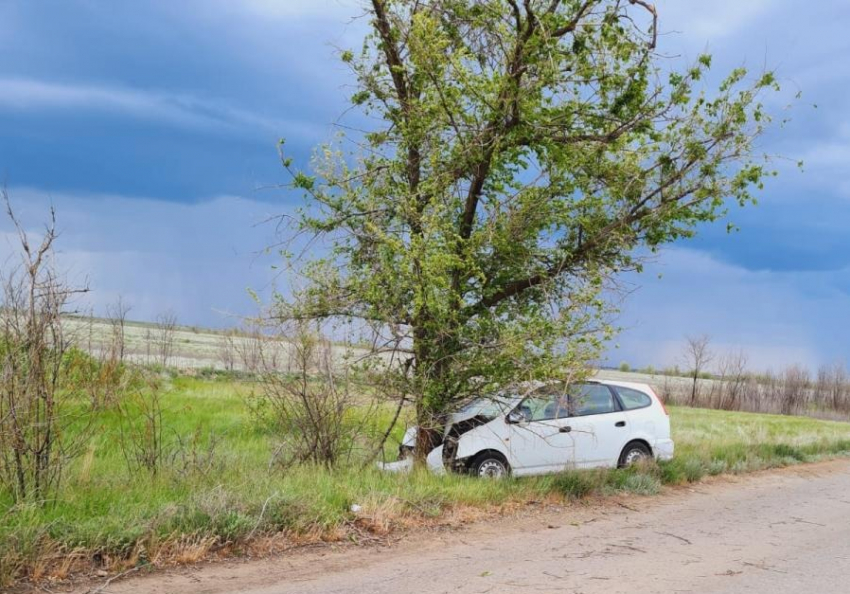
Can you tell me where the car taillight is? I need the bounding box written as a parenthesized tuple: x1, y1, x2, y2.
(656, 394, 669, 416)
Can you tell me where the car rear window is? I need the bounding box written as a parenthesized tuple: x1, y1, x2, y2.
(616, 386, 653, 410)
(571, 384, 618, 416)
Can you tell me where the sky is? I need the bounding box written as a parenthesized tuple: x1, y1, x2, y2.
(0, 0, 848, 371)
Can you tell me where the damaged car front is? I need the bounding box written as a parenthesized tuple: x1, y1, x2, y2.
(386, 394, 520, 474)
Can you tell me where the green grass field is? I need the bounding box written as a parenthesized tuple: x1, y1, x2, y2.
(3, 375, 850, 586)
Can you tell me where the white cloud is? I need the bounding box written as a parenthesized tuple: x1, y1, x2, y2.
(800, 141, 850, 169)
(0, 77, 318, 138)
(793, 132, 850, 198)
(609, 247, 850, 371)
(0, 187, 288, 327)
(656, 0, 771, 42)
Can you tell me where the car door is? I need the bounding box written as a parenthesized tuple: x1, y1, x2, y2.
(565, 383, 629, 468)
(615, 385, 659, 436)
(506, 391, 577, 475)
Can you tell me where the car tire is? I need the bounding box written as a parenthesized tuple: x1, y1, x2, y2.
(470, 452, 510, 479)
(618, 441, 652, 468)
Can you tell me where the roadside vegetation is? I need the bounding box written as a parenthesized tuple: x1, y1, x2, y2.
(3, 371, 850, 587)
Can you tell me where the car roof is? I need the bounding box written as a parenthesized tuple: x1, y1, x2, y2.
(501, 379, 658, 398)
(594, 379, 656, 394)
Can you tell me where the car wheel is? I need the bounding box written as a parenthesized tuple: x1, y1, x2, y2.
(471, 453, 510, 479)
(618, 442, 652, 468)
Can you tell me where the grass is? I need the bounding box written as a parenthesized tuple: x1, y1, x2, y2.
(3, 376, 850, 587)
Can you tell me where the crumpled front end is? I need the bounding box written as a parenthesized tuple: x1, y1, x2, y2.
(442, 414, 496, 472)
(389, 416, 497, 474)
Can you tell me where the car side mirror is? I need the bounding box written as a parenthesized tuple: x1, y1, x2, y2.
(506, 411, 524, 424)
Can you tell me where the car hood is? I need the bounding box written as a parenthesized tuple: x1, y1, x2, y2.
(400, 396, 522, 449)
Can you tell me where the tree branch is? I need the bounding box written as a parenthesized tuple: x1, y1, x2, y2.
(458, 0, 541, 243)
(370, 0, 422, 199)
(467, 146, 725, 315)
(628, 0, 658, 49)
(552, 0, 597, 37)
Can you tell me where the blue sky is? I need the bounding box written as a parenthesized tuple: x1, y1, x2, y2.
(0, 0, 848, 370)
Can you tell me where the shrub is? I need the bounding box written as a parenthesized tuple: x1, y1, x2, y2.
(253, 324, 374, 468)
(551, 470, 598, 499)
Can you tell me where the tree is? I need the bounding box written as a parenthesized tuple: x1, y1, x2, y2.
(107, 295, 131, 363)
(682, 334, 713, 405)
(716, 349, 748, 411)
(154, 310, 178, 367)
(217, 329, 237, 372)
(277, 0, 781, 457)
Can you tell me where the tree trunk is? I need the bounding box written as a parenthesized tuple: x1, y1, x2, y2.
(691, 374, 698, 405)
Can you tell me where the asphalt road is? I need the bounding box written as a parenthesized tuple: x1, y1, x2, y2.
(83, 460, 850, 594)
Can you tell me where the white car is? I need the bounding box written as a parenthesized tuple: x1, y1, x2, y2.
(391, 380, 674, 478)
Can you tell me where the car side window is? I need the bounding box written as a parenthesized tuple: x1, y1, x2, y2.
(615, 386, 653, 410)
(519, 393, 570, 422)
(570, 384, 618, 416)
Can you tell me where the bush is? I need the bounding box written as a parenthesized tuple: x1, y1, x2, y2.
(0, 197, 93, 503)
(551, 465, 662, 498)
(658, 457, 706, 484)
(252, 324, 375, 468)
(551, 470, 599, 499)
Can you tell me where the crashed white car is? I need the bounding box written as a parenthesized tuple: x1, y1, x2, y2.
(386, 380, 673, 478)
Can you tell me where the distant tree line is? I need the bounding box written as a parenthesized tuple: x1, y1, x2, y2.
(615, 335, 850, 420)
